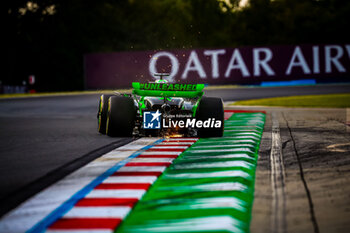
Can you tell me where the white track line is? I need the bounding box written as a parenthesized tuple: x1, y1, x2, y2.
(102, 176, 157, 184)
(160, 182, 247, 192)
(152, 146, 188, 149)
(191, 144, 255, 148)
(64, 206, 131, 218)
(153, 197, 247, 211)
(164, 138, 198, 141)
(160, 142, 194, 145)
(270, 113, 286, 233)
(173, 161, 253, 169)
(140, 151, 182, 155)
(123, 216, 243, 233)
(164, 170, 251, 179)
(189, 148, 254, 153)
(85, 189, 146, 199)
(182, 154, 254, 160)
(223, 136, 260, 140)
(118, 166, 167, 172)
(198, 139, 256, 144)
(130, 157, 175, 163)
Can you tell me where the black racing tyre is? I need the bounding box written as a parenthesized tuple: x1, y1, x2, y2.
(196, 97, 224, 138)
(106, 96, 136, 137)
(97, 94, 113, 134)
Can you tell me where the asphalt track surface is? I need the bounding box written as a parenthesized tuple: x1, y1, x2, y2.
(237, 105, 350, 233)
(0, 83, 349, 217)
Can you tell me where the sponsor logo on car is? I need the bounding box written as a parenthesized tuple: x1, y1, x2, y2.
(143, 110, 162, 129)
(163, 118, 222, 129)
(143, 110, 221, 129)
(140, 83, 198, 91)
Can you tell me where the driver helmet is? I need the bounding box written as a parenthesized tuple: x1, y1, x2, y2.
(155, 79, 168, 83)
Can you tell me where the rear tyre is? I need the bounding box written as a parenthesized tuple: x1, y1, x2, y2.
(196, 97, 224, 138)
(97, 94, 112, 134)
(106, 96, 136, 137)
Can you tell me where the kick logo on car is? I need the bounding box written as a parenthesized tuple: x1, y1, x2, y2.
(143, 110, 162, 129)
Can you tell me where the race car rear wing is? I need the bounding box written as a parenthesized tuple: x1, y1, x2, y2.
(132, 82, 204, 98)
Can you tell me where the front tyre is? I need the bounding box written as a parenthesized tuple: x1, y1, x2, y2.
(196, 97, 224, 138)
(106, 96, 136, 137)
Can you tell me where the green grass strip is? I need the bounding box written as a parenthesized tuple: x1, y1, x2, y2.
(0, 85, 241, 99)
(116, 112, 266, 233)
(0, 89, 132, 99)
(231, 93, 350, 108)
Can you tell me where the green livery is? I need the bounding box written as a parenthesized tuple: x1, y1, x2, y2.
(97, 75, 224, 137)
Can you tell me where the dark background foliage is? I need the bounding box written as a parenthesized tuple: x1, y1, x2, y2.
(5, 0, 350, 91)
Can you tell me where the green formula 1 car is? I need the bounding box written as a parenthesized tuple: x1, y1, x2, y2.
(97, 76, 224, 138)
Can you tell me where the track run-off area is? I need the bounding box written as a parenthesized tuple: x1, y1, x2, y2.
(0, 110, 265, 233)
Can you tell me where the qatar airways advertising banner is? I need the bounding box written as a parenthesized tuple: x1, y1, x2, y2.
(85, 44, 350, 89)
